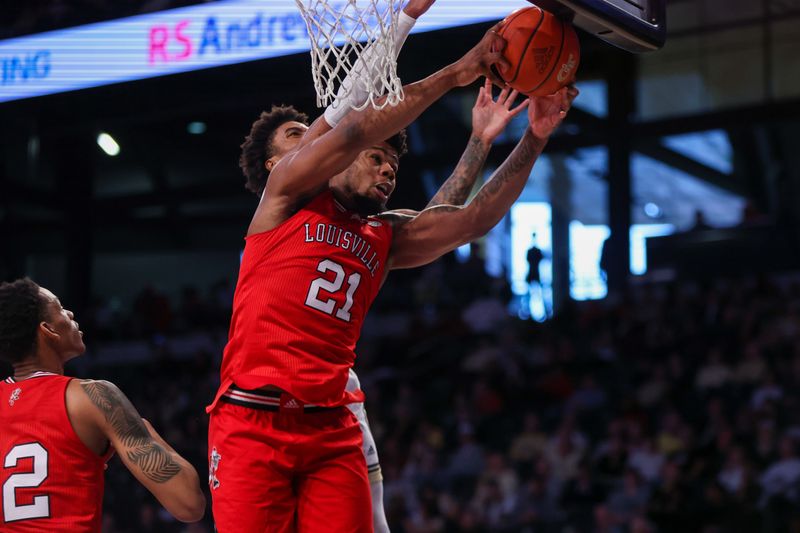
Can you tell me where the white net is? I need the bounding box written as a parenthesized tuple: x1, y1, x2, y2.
(295, 0, 405, 111)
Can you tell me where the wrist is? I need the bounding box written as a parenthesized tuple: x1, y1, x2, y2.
(471, 133, 493, 147)
(524, 129, 549, 149)
(441, 63, 467, 89)
(448, 60, 476, 88)
(400, 8, 422, 21)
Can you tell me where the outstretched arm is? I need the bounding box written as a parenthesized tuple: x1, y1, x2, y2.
(386, 85, 579, 270)
(425, 79, 528, 208)
(264, 24, 509, 202)
(77, 380, 206, 522)
(297, 0, 438, 148)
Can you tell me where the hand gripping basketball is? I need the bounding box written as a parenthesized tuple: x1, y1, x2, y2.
(453, 23, 511, 88)
(528, 84, 579, 139)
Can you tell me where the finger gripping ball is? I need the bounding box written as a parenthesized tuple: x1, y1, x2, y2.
(497, 5, 580, 96)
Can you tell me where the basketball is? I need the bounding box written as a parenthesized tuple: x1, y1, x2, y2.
(496, 6, 580, 97)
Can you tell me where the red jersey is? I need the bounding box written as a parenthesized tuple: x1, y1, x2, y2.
(209, 190, 393, 410)
(0, 373, 109, 532)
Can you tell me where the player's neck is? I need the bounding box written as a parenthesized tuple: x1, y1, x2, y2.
(13, 358, 65, 380)
(330, 187, 380, 218)
(330, 187, 356, 212)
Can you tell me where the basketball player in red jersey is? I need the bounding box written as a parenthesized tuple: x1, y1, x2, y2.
(207, 18, 578, 531)
(0, 278, 206, 532)
(237, 79, 528, 533)
(228, 3, 526, 530)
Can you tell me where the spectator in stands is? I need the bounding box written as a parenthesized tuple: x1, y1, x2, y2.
(695, 347, 733, 391)
(759, 436, 800, 507)
(607, 469, 650, 525)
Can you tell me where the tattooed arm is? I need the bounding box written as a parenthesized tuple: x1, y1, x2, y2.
(425, 79, 528, 209)
(386, 86, 578, 270)
(74, 379, 206, 522)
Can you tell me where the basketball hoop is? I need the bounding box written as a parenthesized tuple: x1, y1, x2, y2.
(295, 0, 405, 111)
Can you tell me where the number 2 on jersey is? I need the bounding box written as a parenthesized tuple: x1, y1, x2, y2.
(3, 443, 50, 523)
(305, 259, 362, 322)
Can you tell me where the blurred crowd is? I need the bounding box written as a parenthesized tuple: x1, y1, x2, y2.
(26, 255, 800, 532)
(4, 0, 216, 39)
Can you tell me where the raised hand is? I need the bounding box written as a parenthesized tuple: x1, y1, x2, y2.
(403, 0, 436, 19)
(527, 84, 579, 139)
(452, 23, 510, 87)
(472, 78, 530, 144)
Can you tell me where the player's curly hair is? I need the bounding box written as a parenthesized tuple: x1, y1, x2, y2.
(0, 278, 46, 364)
(239, 105, 310, 197)
(385, 129, 409, 160)
(239, 105, 409, 197)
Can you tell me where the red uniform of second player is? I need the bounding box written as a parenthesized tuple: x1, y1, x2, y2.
(0, 374, 109, 532)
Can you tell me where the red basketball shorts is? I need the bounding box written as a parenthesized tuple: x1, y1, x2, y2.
(208, 393, 372, 533)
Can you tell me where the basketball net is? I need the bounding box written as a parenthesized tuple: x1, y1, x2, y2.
(295, 0, 405, 111)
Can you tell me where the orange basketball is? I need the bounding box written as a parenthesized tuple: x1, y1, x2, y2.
(496, 6, 580, 97)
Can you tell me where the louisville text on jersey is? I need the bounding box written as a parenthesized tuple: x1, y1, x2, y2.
(303, 223, 382, 277)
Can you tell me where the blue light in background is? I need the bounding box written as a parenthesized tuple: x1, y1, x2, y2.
(662, 130, 733, 175)
(632, 152, 744, 229)
(187, 121, 207, 134)
(644, 202, 661, 218)
(506, 207, 677, 305)
(630, 224, 674, 275)
(569, 221, 609, 300)
(454, 243, 471, 263)
(573, 79, 607, 117)
(509, 203, 552, 320)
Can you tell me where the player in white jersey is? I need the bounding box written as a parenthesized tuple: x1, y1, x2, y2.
(346, 370, 387, 529)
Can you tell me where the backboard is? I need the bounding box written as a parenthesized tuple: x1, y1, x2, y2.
(531, 0, 666, 52)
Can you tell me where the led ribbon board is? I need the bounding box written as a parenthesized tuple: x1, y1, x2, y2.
(0, 0, 524, 104)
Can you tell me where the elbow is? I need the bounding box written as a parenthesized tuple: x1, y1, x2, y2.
(462, 227, 484, 245)
(172, 493, 207, 523)
(463, 212, 495, 243)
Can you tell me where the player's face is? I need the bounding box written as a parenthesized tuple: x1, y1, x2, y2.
(271, 121, 309, 161)
(39, 288, 86, 360)
(334, 142, 399, 216)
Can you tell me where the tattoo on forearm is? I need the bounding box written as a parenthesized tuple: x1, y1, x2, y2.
(81, 381, 181, 483)
(474, 133, 545, 205)
(427, 135, 489, 208)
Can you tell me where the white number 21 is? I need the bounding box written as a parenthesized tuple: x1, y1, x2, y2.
(305, 259, 362, 322)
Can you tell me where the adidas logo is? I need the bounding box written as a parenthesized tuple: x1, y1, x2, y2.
(533, 47, 555, 74)
(284, 398, 301, 409)
(367, 445, 376, 456)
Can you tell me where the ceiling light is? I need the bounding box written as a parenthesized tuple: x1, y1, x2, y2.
(187, 121, 207, 135)
(97, 132, 120, 156)
(644, 202, 661, 218)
